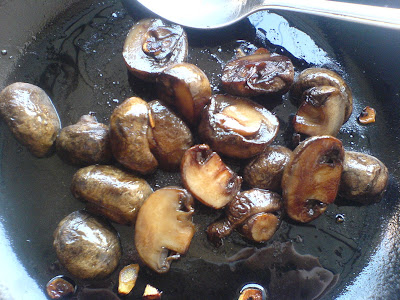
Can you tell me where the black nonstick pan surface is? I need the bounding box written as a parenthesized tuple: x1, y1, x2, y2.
(0, 0, 400, 299)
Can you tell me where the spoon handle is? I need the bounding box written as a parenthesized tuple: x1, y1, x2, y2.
(262, 0, 400, 29)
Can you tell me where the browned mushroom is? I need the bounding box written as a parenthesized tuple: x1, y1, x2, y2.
(222, 51, 294, 96)
(358, 106, 376, 124)
(207, 189, 282, 245)
(56, 114, 112, 166)
(148, 100, 194, 170)
(243, 145, 293, 192)
(157, 62, 211, 125)
(109, 97, 158, 175)
(292, 86, 346, 137)
(291, 68, 353, 122)
(198, 94, 279, 159)
(181, 144, 242, 209)
(135, 187, 195, 273)
(118, 264, 139, 296)
(123, 18, 188, 81)
(0, 82, 61, 157)
(282, 136, 344, 223)
(71, 165, 152, 225)
(339, 151, 388, 204)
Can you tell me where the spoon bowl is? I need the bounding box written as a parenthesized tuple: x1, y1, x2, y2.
(136, 0, 400, 29)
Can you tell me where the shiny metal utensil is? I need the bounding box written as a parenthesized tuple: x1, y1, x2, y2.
(136, 0, 400, 29)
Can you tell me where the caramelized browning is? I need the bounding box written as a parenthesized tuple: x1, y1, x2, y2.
(358, 106, 376, 124)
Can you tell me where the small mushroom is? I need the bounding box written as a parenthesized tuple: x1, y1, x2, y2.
(135, 187, 195, 273)
(243, 145, 293, 192)
(109, 97, 158, 174)
(46, 276, 76, 299)
(0, 82, 61, 157)
(339, 151, 388, 204)
(207, 189, 282, 245)
(181, 144, 242, 209)
(358, 106, 376, 124)
(198, 94, 279, 159)
(148, 100, 194, 170)
(282, 136, 344, 223)
(118, 264, 139, 296)
(143, 284, 162, 299)
(292, 86, 346, 137)
(123, 18, 188, 81)
(71, 165, 153, 225)
(291, 68, 353, 122)
(222, 51, 294, 96)
(53, 210, 121, 280)
(157, 62, 211, 125)
(56, 114, 112, 166)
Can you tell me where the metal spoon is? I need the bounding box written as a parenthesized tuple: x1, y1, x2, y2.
(136, 0, 400, 30)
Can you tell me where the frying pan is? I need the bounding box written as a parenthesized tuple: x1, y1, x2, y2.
(1, 0, 399, 299)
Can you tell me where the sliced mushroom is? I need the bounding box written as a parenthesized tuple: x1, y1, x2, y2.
(207, 189, 282, 245)
(157, 62, 211, 125)
(148, 100, 194, 170)
(282, 136, 344, 223)
(339, 151, 388, 204)
(198, 94, 279, 159)
(123, 18, 188, 81)
(222, 52, 294, 96)
(109, 97, 158, 175)
(0, 82, 61, 157)
(71, 165, 153, 225)
(358, 106, 376, 124)
(135, 187, 195, 273)
(243, 145, 293, 192)
(291, 68, 353, 122)
(181, 144, 242, 209)
(118, 264, 139, 295)
(293, 86, 346, 137)
(53, 210, 121, 279)
(56, 114, 112, 166)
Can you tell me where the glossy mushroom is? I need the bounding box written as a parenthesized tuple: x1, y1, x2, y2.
(135, 187, 195, 273)
(181, 144, 242, 209)
(157, 62, 211, 125)
(282, 136, 344, 223)
(123, 18, 188, 81)
(198, 94, 279, 159)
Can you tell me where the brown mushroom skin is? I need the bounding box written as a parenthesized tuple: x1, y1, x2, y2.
(181, 144, 242, 209)
(339, 151, 388, 204)
(56, 114, 112, 166)
(198, 94, 279, 159)
(282, 136, 344, 223)
(109, 97, 158, 175)
(53, 210, 121, 280)
(222, 53, 294, 96)
(123, 18, 188, 81)
(291, 68, 353, 122)
(148, 100, 194, 171)
(135, 187, 195, 274)
(293, 86, 346, 137)
(243, 145, 293, 192)
(0, 82, 61, 157)
(71, 165, 153, 225)
(157, 62, 211, 125)
(207, 189, 282, 245)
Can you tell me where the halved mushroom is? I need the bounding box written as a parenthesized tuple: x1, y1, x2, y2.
(222, 51, 294, 96)
(243, 145, 293, 192)
(198, 94, 279, 159)
(293, 86, 346, 137)
(109, 97, 158, 175)
(339, 151, 388, 204)
(56, 114, 112, 166)
(0, 82, 61, 157)
(123, 18, 188, 81)
(291, 68, 353, 122)
(207, 189, 282, 245)
(148, 100, 194, 170)
(181, 144, 242, 209)
(71, 165, 153, 225)
(157, 62, 211, 125)
(135, 187, 195, 273)
(282, 136, 344, 223)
